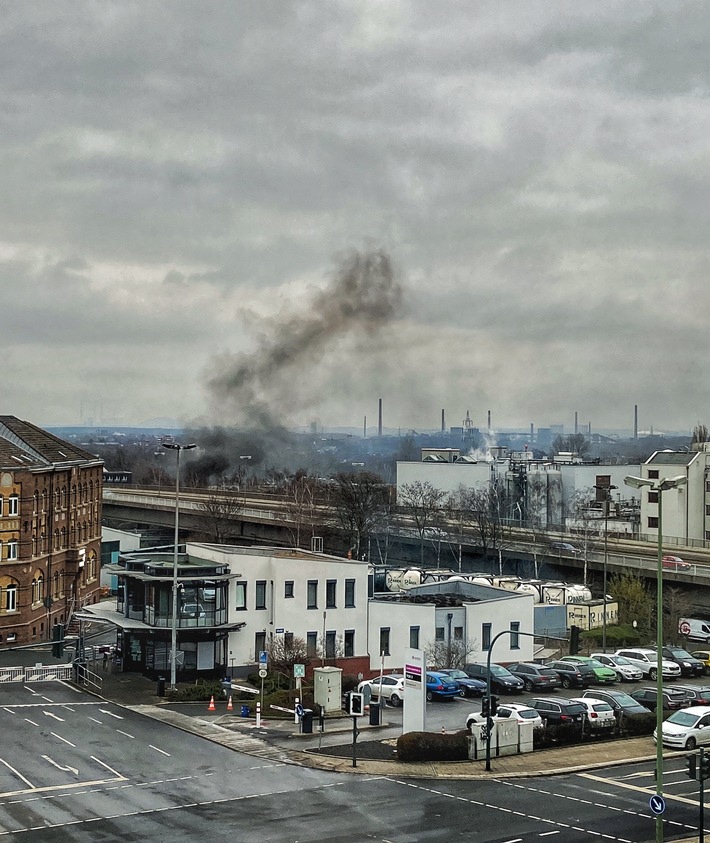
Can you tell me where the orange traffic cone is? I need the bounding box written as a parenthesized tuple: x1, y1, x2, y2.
(227, 695, 233, 711)
(208, 695, 216, 711)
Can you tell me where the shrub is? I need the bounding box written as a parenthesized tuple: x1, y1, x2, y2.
(165, 680, 224, 702)
(397, 731, 468, 763)
(619, 711, 656, 736)
(534, 722, 584, 748)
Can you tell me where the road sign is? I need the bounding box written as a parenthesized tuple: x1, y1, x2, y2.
(258, 651, 268, 666)
(295, 703, 305, 718)
(649, 795, 666, 815)
(680, 620, 691, 636)
(293, 664, 305, 678)
(258, 668, 268, 678)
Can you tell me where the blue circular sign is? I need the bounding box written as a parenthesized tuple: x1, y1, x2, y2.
(649, 795, 666, 815)
(295, 703, 305, 717)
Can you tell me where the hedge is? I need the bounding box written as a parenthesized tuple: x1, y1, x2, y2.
(397, 730, 468, 763)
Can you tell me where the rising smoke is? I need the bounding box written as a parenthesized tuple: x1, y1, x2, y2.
(207, 249, 404, 432)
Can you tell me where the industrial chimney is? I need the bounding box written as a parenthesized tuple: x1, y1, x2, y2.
(378, 398, 383, 437)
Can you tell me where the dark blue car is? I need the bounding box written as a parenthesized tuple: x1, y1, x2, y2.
(437, 668, 487, 698)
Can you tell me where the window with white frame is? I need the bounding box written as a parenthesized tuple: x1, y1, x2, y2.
(5, 585, 17, 611)
(7, 541, 17, 561)
(9, 495, 19, 516)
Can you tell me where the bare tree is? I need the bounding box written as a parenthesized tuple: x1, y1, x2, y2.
(329, 471, 392, 560)
(283, 471, 320, 549)
(453, 478, 512, 572)
(424, 637, 478, 670)
(398, 480, 447, 564)
(193, 491, 245, 543)
(664, 587, 695, 645)
(551, 433, 589, 458)
(567, 488, 602, 585)
(692, 424, 709, 447)
(265, 635, 310, 687)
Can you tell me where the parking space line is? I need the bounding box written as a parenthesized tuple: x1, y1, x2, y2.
(50, 732, 76, 747)
(116, 729, 134, 739)
(23, 719, 38, 727)
(149, 745, 171, 757)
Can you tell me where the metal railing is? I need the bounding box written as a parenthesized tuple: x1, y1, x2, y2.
(0, 667, 25, 683)
(25, 664, 74, 682)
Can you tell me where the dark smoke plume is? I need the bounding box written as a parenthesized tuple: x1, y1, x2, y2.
(208, 249, 403, 429)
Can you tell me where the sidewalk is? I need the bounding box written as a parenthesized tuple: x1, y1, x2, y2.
(90, 672, 667, 780)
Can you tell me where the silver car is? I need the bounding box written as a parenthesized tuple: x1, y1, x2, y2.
(590, 653, 643, 682)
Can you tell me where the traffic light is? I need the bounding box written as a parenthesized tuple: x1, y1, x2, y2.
(700, 752, 710, 781)
(685, 753, 697, 780)
(570, 625, 581, 656)
(490, 695, 499, 716)
(481, 697, 489, 717)
(349, 692, 364, 716)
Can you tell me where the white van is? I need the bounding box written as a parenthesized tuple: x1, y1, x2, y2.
(679, 618, 710, 643)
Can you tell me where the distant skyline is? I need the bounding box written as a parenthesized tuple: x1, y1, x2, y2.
(3, 3, 710, 434)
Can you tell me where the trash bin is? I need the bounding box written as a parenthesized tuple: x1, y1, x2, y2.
(240, 704, 250, 718)
(301, 709, 314, 734)
(157, 676, 166, 698)
(369, 703, 380, 726)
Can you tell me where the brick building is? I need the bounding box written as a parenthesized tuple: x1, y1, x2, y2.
(0, 417, 103, 648)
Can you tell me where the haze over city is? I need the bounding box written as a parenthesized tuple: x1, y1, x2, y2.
(2, 2, 709, 436)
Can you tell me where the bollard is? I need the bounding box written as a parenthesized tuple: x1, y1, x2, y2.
(256, 702, 261, 729)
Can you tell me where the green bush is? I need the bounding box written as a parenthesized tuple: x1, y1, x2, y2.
(619, 711, 656, 736)
(396, 730, 468, 763)
(165, 680, 224, 702)
(534, 722, 584, 748)
(581, 624, 641, 650)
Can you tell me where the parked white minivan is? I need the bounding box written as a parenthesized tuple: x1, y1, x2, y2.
(614, 648, 681, 680)
(679, 618, 710, 643)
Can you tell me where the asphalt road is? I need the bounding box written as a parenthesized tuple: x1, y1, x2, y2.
(0, 680, 704, 842)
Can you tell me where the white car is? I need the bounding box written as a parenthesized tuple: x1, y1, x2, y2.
(466, 703, 543, 734)
(570, 697, 617, 734)
(357, 674, 405, 707)
(590, 653, 643, 682)
(655, 706, 710, 750)
(614, 648, 681, 680)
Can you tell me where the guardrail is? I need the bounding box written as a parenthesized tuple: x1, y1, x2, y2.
(0, 667, 25, 683)
(25, 664, 74, 682)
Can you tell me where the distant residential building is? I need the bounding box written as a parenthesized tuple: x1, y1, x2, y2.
(0, 416, 103, 648)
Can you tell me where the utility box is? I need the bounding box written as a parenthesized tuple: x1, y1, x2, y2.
(313, 666, 343, 714)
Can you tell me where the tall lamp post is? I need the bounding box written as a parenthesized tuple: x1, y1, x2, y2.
(593, 483, 618, 653)
(163, 441, 197, 690)
(624, 473, 687, 843)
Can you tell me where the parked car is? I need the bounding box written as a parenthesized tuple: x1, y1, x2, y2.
(581, 688, 652, 720)
(656, 706, 710, 750)
(425, 671, 461, 701)
(559, 656, 617, 685)
(549, 541, 579, 554)
(357, 674, 405, 707)
(466, 703, 544, 734)
(653, 646, 705, 678)
(691, 650, 710, 675)
(630, 687, 690, 713)
(437, 668, 486, 698)
(614, 648, 682, 680)
(666, 685, 710, 705)
(546, 659, 593, 690)
(662, 555, 691, 571)
(570, 697, 617, 736)
(423, 526, 447, 540)
(589, 653, 643, 682)
(464, 663, 525, 695)
(506, 662, 561, 692)
(526, 697, 586, 735)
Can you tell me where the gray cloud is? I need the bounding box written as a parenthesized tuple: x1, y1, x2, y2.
(1, 1, 709, 431)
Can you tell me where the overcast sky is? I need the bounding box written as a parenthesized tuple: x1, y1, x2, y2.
(3, 1, 709, 435)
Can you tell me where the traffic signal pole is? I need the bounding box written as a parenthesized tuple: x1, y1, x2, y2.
(701, 747, 706, 843)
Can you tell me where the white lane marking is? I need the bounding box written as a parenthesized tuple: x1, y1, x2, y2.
(502, 839, 523, 843)
(43, 711, 64, 722)
(23, 719, 39, 727)
(580, 772, 701, 808)
(149, 745, 171, 757)
(61, 706, 75, 713)
(0, 758, 35, 788)
(41, 696, 53, 703)
(116, 729, 134, 739)
(539, 833, 560, 838)
(91, 756, 126, 779)
(0, 702, 100, 709)
(42, 756, 79, 776)
(88, 717, 102, 724)
(23, 686, 40, 696)
(99, 709, 123, 720)
(50, 732, 76, 747)
(2, 708, 15, 714)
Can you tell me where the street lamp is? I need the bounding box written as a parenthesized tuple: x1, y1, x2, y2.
(163, 441, 197, 690)
(593, 483, 618, 653)
(624, 472, 687, 843)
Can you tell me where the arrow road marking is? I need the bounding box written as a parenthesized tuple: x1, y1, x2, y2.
(42, 756, 79, 776)
(43, 711, 65, 722)
(99, 709, 123, 720)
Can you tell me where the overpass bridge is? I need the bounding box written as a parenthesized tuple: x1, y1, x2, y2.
(102, 486, 710, 611)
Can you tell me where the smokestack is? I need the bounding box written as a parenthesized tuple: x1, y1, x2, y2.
(378, 398, 383, 437)
(363, 416, 367, 439)
(487, 410, 491, 432)
(530, 422, 534, 440)
(588, 421, 591, 436)
(634, 404, 638, 440)
(574, 411, 578, 435)
(441, 409, 445, 433)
